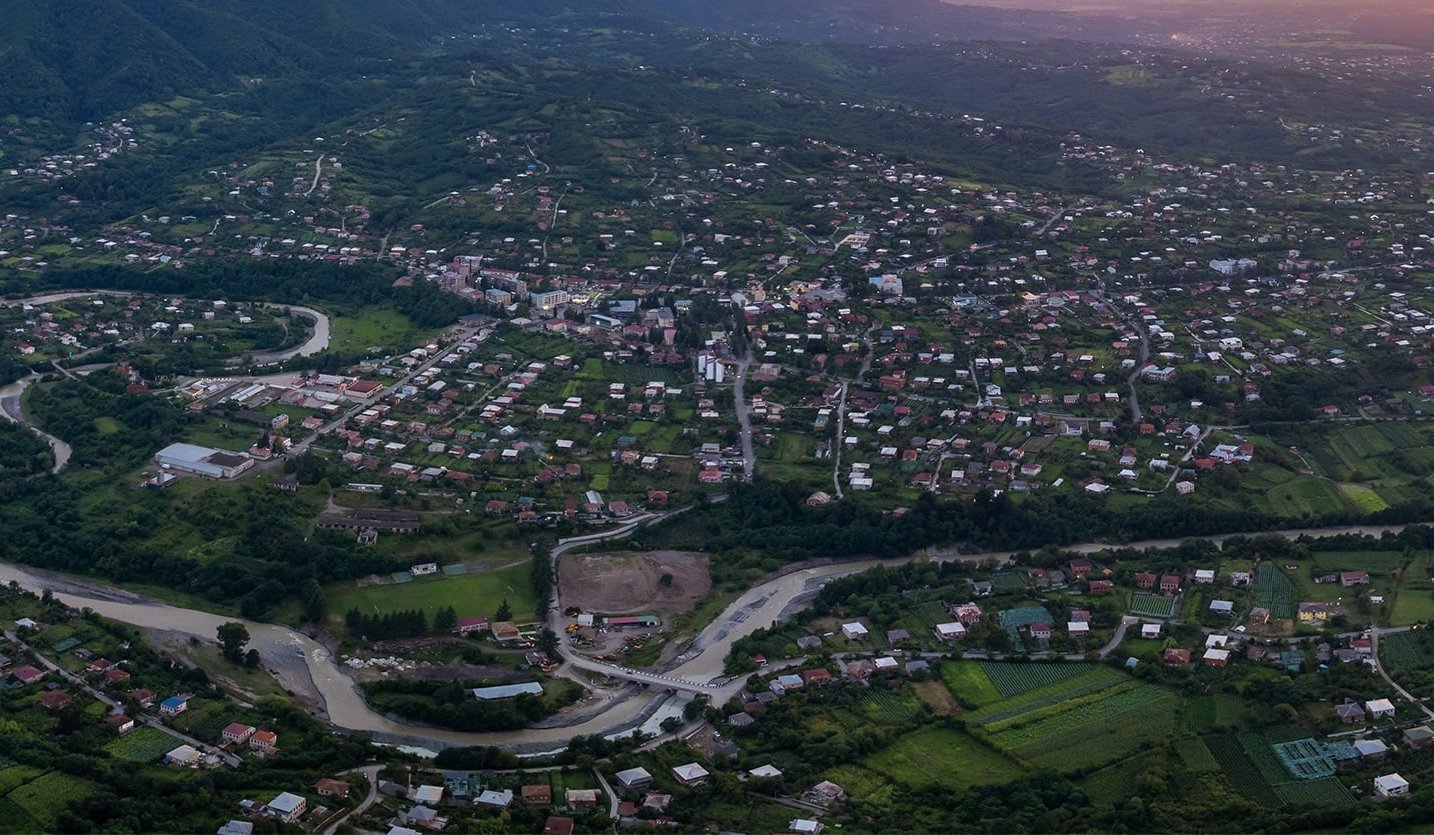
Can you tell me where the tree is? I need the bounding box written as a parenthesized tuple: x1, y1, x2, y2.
(538, 628, 560, 661)
(216, 622, 250, 664)
(244, 648, 261, 669)
(433, 606, 458, 634)
(494, 598, 513, 622)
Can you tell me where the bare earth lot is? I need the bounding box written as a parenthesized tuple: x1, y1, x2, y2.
(559, 551, 711, 614)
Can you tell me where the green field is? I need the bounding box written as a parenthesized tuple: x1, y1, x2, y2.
(1130, 592, 1177, 618)
(329, 307, 421, 354)
(1257, 563, 1296, 619)
(1380, 630, 1434, 676)
(989, 684, 1178, 772)
(1266, 478, 1348, 518)
(966, 667, 1129, 726)
(1309, 550, 1409, 575)
(979, 662, 1094, 698)
(328, 560, 537, 626)
(864, 727, 1023, 789)
(939, 661, 1002, 707)
(7, 772, 100, 828)
(105, 727, 180, 763)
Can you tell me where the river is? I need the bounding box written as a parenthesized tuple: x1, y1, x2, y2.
(0, 521, 1419, 750)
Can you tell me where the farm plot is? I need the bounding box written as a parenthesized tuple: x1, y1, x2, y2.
(1379, 630, 1434, 676)
(104, 727, 177, 763)
(939, 661, 1002, 707)
(1204, 735, 1282, 806)
(822, 765, 894, 804)
(1257, 563, 1296, 619)
(966, 668, 1129, 726)
(1310, 550, 1409, 576)
(1130, 593, 1177, 618)
(864, 728, 1023, 790)
(7, 772, 100, 829)
(979, 662, 1094, 698)
(992, 684, 1173, 750)
(1274, 777, 1356, 806)
(851, 689, 923, 726)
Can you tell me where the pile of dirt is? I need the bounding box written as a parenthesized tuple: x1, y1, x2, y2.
(558, 550, 711, 614)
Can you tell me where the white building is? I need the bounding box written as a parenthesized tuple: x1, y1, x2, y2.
(153, 443, 254, 479)
(841, 622, 869, 640)
(1375, 773, 1410, 798)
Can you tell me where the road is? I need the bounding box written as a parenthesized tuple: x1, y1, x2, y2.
(0, 520, 1428, 751)
(321, 764, 383, 835)
(1370, 628, 1434, 721)
(4, 628, 241, 767)
(732, 349, 756, 483)
(831, 382, 848, 499)
(304, 156, 324, 197)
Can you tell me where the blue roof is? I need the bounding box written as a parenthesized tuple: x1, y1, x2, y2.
(160, 696, 187, 708)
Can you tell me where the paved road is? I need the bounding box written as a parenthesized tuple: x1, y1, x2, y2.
(0, 520, 1427, 751)
(5, 629, 241, 767)
(732, 349, 756, 483)
(1371, 628, 1434, 721)
(321, 764, 383, 835)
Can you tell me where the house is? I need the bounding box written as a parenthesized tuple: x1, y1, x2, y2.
(314, 778, 350, 798)
(264, 792, 306, 821)
(840, 622, 869, 641)
(748, 764, 783, 780)
(616, 767, 653, 790)
(165, 745, 203, 767)
(490, 621, 522, 642)
(1068, 621, 1090, 638)
(1193, 569, 1216, 584)
(1354, 739, 1389, 760)
(1375, 773, 1410, 798)
(1341, 571, 1371, 587)
(543, 816, 576, 835)
(521, 785, 552, 805)
(217, 821, 254, 835)
(103, 667, 131, 686)
(801, 780, 847, 807)
(934, 622, 966, 640)
(1298, 602, 1328, 624)
(1203, 648, 1230, 667)
(1159, 575, 1181, 594)
(1089, 580, 1113, 594)
(39, 690, 72, 711)
(672, 762, 710, 786)
(951, 602, 983, 624)
(790, 820, 823, 835)
(249, 730, 278, 752)
(565, 789, 599, 809)
(455, 616, 489, 636)
(412, 785, 444, 805)
(886, 628, 912, 646)
(1366, 698, 1397, 720)
(1335, 702, 1366, 724)
(1134, 572, 1157, 590)
(802, 667, 833, 685)
(222, 723, 256, 745)
(1141, 623, 1162, 639)
(1163, 648, 1191, 666)
(159, 695, 190, 716)
(1404, 725, 1434, 749)
(401, 805, 449, 830)
(1209, 600, 1235, 615)
(1249, 608, 1271, 625)
(474, 789, 514, 810)
(105, 713, 136, 734)
(1026, 622, 1052, 641)
(11, 665, 44, 685)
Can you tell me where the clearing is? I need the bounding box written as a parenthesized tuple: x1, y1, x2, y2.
(559, 550, 711, 614)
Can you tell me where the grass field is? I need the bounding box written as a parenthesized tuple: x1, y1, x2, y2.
(7, 772, 100, 828)
(988, 684, 1177, 772)
(911, 680, 960, 714)
(939, 661, 1003, 707)
(864, 727, 1023, 789)
(104, 727, 178, 763)
(328, 560, 536, 625)
(822, 764, 895, 804)
(330, 307, 421, 354)
(965, 667, 1129, 726)
(1266, 478, 1348, 517)
(1380, 630, 1434, 675)
(1310, 550, 1409, 575)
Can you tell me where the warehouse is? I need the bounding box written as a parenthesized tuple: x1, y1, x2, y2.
(154, 443, 255, 479)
